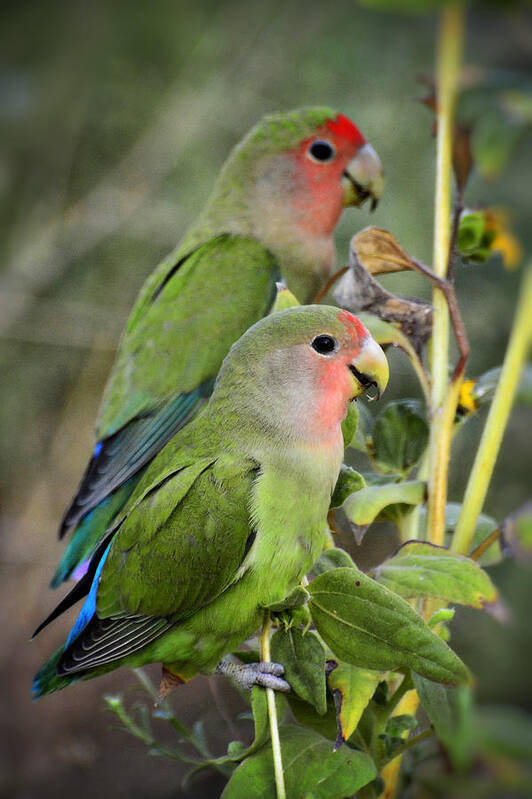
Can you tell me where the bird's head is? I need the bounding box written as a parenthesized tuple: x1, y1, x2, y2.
(212, 305, 388, 448)
(220, 107, 382, 230)
(201, 108, 383, 298)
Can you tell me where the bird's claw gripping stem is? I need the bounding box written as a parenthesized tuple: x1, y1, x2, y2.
(216, 659, 291, 693)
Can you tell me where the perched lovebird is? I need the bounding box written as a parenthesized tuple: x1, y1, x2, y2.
(53, 107, 383, 588)
(33, 306, 388, 697)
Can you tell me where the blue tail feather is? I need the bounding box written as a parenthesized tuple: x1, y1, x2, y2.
(33, 542, 112, 698)
(65, 542, 112, 647)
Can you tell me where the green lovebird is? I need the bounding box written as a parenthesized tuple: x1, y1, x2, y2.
(33, 306, 388, 697)
(53, 107, 383, 588)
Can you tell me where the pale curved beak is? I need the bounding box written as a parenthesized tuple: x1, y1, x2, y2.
(343, 143, 384, 211)
(348, 335, 389, 401)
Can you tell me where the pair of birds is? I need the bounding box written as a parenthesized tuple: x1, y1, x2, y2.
(33, 107, 389, 697)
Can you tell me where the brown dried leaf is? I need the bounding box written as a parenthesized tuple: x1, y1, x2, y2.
(333, 227, 433, 354)
(353, 227, 419, 275)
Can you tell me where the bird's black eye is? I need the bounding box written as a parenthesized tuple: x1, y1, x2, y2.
(311, 334, 338, 355)
(308, 139, 336, 163)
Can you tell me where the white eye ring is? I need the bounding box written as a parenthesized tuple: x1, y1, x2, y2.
(307, 139, 336, 163)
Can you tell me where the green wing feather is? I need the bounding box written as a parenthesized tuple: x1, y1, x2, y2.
(97, 453, 258, 620)
(98, 234, 280, 437)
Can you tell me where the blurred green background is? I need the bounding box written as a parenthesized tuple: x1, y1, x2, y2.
(1, 1, 530, 797)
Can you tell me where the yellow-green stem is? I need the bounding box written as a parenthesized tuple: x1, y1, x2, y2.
(261, 612, 286, 799)
(384, 9, 464, 798)
(426, 3, 464, 546)
(452, 267, 532, 555)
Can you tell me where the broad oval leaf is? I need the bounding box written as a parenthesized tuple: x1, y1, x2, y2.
(343, 480, 425, 541)
(308, 567, 470, 685)
(372, 400, 429, 473)
(328, 662, 382, 747)
(288, 694, 338, 742)
(271, 628, 327, 715)
(374, 541, 498, 607)
(221, 726, 377, 799)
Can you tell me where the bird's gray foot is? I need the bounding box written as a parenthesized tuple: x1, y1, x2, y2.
(216, 659, 290, 692)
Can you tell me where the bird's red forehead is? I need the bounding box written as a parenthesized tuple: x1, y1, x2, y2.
(337, 309, 367, 345)
(326, 114, 365, 148)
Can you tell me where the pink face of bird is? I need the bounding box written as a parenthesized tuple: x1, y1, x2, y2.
(289, 114, 383, 237)
(301, 310, 389, 442)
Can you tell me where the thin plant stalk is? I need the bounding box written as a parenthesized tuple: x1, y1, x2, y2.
(381, 7, 465, 797)
(261, 612, 286, 799)
(452, 267, 532, 555)
(426, 3, 465, 547)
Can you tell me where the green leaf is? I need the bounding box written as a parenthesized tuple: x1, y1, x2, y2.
(248, 686, 278, 755)
(250, 685, 285, 759)
(341, 402, 358, 448)
(374, 541, 498, 607)
(328, 662, 382, 747)
(271, 628, 327, 715)
(413, 675, 474, 770)
(221, 726, 377, 799)
(330, 465, 365, 509)
(456, 211, 495, 263)
(343, 481, 425, 542)
(311, 548, 357, 577)
(501, 501, 532, 563)
(372, 400, 429, 473)
(308, 567, 470, 685)
(288, 695, 338, 742)
(224, 686, 286, 762)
